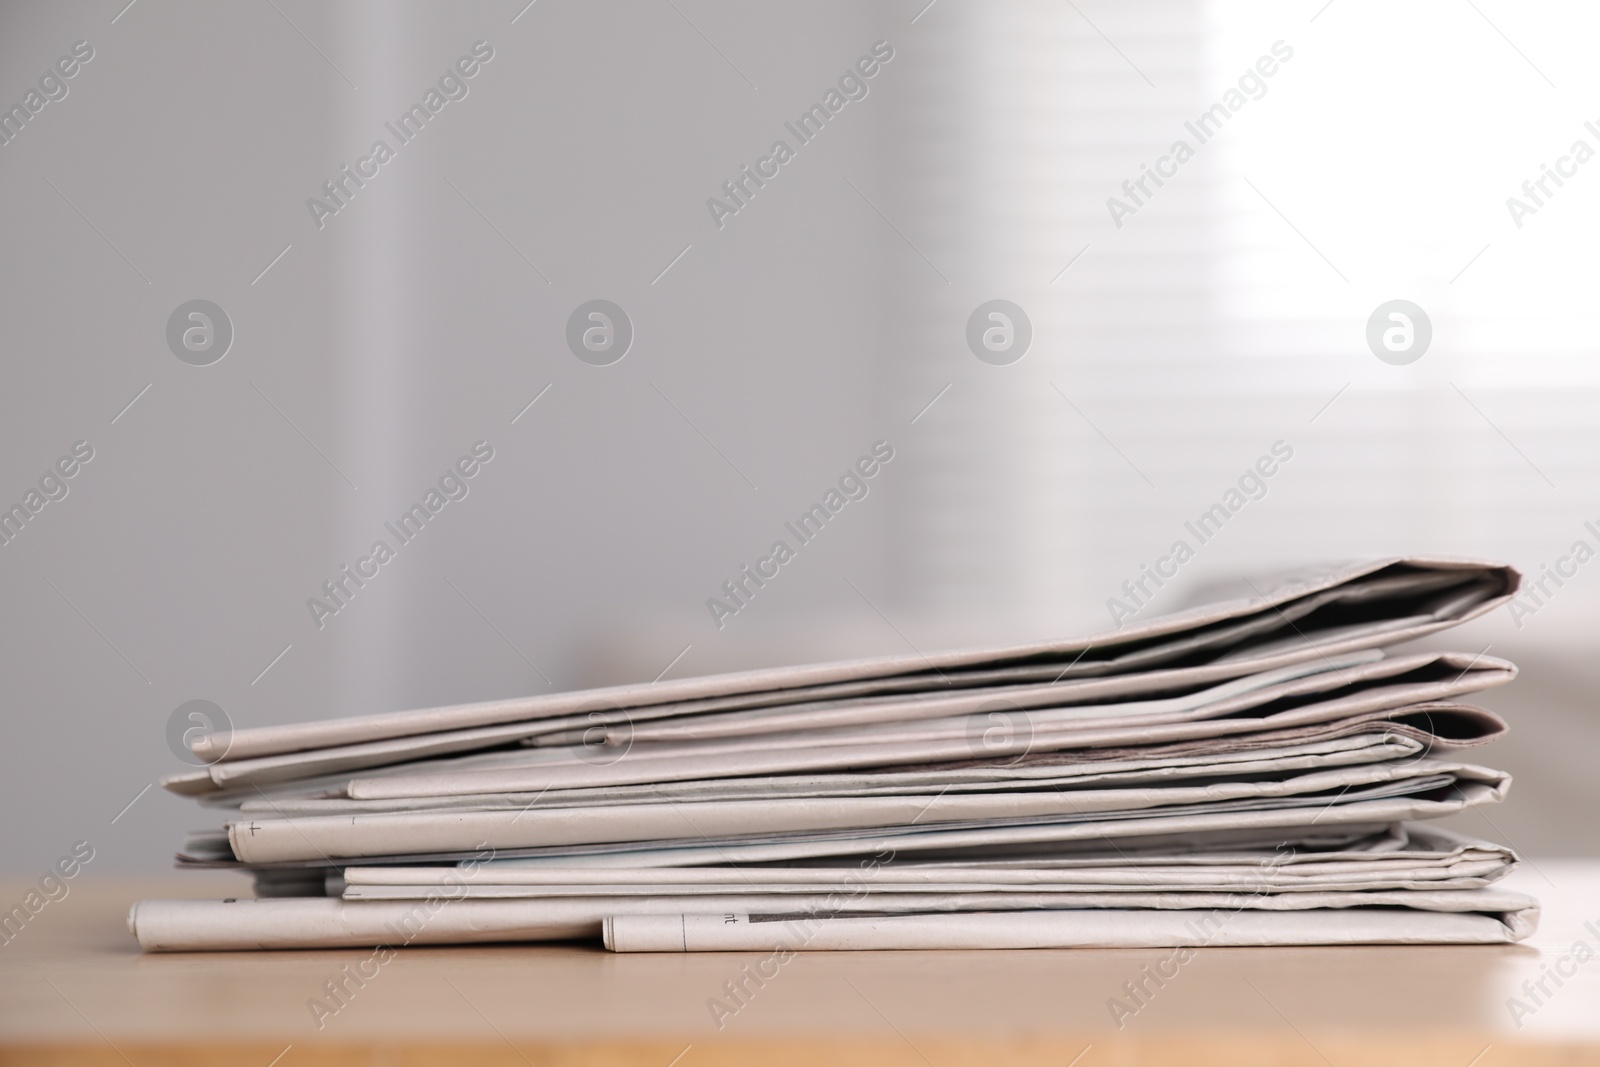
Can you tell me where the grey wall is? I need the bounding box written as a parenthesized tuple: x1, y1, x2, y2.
(1, 0, 902, 873)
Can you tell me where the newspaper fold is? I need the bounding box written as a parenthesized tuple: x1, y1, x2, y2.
(185, 558, 1515, 763)
(126, 882, 1538, 952)
(225, 759, 1505, 864)
(602, 892, 1540, 951)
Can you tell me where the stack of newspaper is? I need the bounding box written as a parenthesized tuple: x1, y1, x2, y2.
(133, 557, 1538, 951)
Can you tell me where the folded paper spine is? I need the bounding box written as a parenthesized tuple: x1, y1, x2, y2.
(604, 906, 1536, 952)
(128, 889, 1539, 952)
(191, 558, 1520, 762)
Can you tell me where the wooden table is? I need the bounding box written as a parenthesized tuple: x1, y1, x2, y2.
(2, 866, 1598, 1065)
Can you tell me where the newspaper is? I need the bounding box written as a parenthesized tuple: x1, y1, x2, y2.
(601, 893, 1540, 951)
(133, 558, 1532, 951)
(233, 733, 1435, 816)
(224, 759, 1504, 864)
(185, 558, 1515, 762)
(165, 644, 1511, 797)
(128, 882, 1537, 952)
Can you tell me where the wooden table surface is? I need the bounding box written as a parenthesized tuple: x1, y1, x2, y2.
(2, 865, 1598, 1065)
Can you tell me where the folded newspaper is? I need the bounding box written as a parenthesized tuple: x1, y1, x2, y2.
(133, 557, 1537, 951)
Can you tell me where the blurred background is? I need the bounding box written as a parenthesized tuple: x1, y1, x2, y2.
(1, 0, 1596, 874)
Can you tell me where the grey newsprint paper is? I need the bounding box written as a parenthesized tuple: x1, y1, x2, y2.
(184, 557, 1516, 762)
(136, 558, 1534, 952)
(601, 891, 1540, 952)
